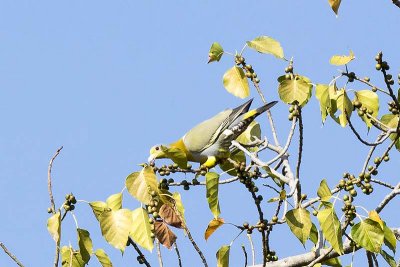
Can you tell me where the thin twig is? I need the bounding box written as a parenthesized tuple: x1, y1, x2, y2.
(185, 227, 208, 267)
(156, 239, 163, 267)
(247, 234, 255, 267)
(250, 190, 267, 267)
(393, 0, 400, 8)
(347, 114, 391, 146)
(370, 178, 395, 189)
(306, 247, 333, 267)
(375, 182, 400, 213)
(380, 58, 400, 111)
(174, 242, 182, 267)
(366, 251, 374, 267)
(0, 243, 24, 267)
(371, 252, 379, 267)
(265, 118, 297, 166)
(242, 245, 248, 267)
(362, 134, 385, 173)
(128, 237, 151, 267)
(295, 110, 303, 207)
(48, 146, 63, 267)
(48, 146, 63, 214)
(230, 141, 290, 184)
(245, 63, 280, 147)
(301, 187, 341, 209)
(341, 72, 389, 96)
(169, 176, 239, 186)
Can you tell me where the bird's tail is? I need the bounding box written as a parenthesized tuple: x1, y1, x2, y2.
(243, 101, 278, 120)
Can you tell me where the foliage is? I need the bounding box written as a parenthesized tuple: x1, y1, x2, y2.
(44, 36, 400, 267)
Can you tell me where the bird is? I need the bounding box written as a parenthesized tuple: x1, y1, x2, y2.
(148, 98, 277, 168)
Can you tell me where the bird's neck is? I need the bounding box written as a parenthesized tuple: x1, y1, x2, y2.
(170, 139, 191, 159)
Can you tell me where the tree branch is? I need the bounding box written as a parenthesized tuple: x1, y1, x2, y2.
(252, 240, 356, 267)
(393, 0, 400, 8)
(174, 242, 182, 267)
(128, 237, 151, 267)
(47, 146, 63, 214)
(295, 109, 303, 207)
(375, 182, 400, 213)
(266, 119, 297, 166)
(47, 146, 63, 267)
(242, 245, 248, 267)
(347, 114, 391, 147)
(185, 226, 208, 267)
(0, 242, 24, 267)
(247, 233, 255, 267)
(230, 141, 290, 184)
(156, 239, 163, 267)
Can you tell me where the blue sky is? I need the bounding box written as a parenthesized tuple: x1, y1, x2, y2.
(0, 1, 399, 266)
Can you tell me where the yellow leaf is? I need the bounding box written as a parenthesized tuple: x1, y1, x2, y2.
(222, 66, 250, 99)
(329, 50, 355, 65)
(328, 0, 342, 15)
(368, 210, 384, 229)
(47, 212, 61, 243)
(204, 218, 224, 241)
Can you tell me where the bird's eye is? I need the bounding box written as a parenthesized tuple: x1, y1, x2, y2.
(155, 146, 160, 151)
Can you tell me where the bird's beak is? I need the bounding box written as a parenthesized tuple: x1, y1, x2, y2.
(148, 155, 155, 163)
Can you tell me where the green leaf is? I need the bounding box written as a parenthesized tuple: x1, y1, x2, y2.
(126, 166, 158, 205)
(95, 249, 113, 267)
(47, 211, 61, 243)
(315, 84, 331, 123)
(328, 0, 342, 15)
(381, 114, 400, 151)
(354, 90, 379, 128)
(330, 89, 353, 127)
(285, 208, 312, 245)
(380, 250, 397, 267)
(89, 201, 108, 220)
(61, 246, 85, 267)
(77, 228, 93, 264)
(317, 179, 332, 202)
(205, 218, 225, 241)
(219, 150, 246, 176)
(206, 172, 221, 218)
(216, 245, 230, 267)
(223, 66, 250, 99)
(236, 121, 261, 152)
(130, 208, 154, 251)
(278, 75, 313, 107)
(317, 208, 343, 254)
(322, 256, 342, 267)
(99, 209, 133, 252)
(329, 50, 354, 65)
(351, 218, 384, 253)
(208, 42, 224, 63)
(246, 36, 284, 59)
(383, 224, 397, 253)
(309, 223, 319, 245)
(160, 146, 188, 168)
(368, 210, 384, 229)
(106, 193, 123, 211)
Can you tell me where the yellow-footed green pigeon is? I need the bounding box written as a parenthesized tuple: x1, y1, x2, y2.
(148, 99, 277, 167)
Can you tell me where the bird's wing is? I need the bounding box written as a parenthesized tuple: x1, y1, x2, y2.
(183, 99, 253, 153)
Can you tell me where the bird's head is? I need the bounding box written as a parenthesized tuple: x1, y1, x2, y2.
(148, 144, 168, 162)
